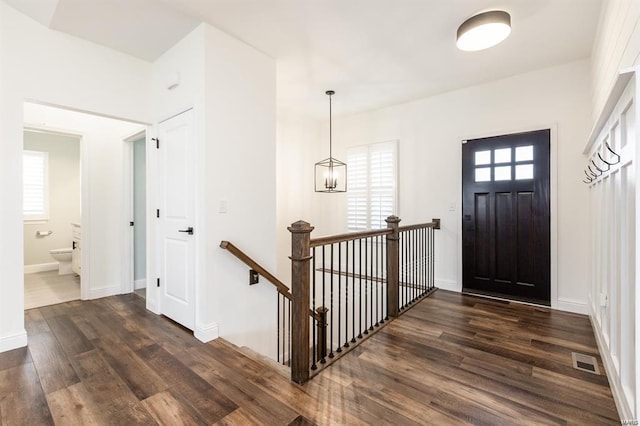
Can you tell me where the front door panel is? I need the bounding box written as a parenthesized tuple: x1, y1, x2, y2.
(462, 129, 550, 304)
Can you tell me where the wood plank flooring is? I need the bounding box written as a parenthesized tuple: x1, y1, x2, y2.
(0, 290, 619, 425)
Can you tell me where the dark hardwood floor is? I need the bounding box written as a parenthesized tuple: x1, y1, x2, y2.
(0, 290, 619, 425)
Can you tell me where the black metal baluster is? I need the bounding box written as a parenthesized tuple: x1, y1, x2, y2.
(311, 247, 317, 370)
(344, 241, 350, 349)
(403, 231, 408, 309)
(352, 239, 357, 343)
(321, 245, 327, 364)
(416, 229, 424, 298)
(431, 226, 435, 290)
(384, 234, 389, 321)
(287, 298, 291, 366)
(380, 234, 385, 324)
(368, 236, 373, 331)
(277, 293, 280, 363)
(364, 237, 369, 335)
(337, 242, 343, 353)
(358, 238, 367, 339)
(412, 230, 418, 302)
(375, 235, 380, 327)
(329, 244, 335, 359)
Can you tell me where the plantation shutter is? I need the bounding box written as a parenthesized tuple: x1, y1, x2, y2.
(347, 141, 397, 230)
(23, 150, 49, 221)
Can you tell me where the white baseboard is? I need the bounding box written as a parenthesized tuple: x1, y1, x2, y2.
(435, 279, 460, 292)
(86, 286, 120, 300)
(134, 279, 147, 290)
(0, 330, 27, 353)
(24, 262, 58, 274)
(589, 311, 629, 421)
(194, 322, 219, 343)
(556, 297, 588, 315)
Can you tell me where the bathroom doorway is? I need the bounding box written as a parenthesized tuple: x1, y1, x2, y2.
(23, 101, 146, 310)
(124, 132, 148, 299)
(23, 128, 82, 309)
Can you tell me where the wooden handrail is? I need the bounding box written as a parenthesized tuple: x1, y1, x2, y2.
(220, 240, 321, 322)
(398, 218, 440, 232)
(220, 241, 293, 300)
(310, 228, 393, 247)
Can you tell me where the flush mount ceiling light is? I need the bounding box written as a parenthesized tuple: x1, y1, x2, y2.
(456, 10, 511, 52)
(315, 90, 347, 193)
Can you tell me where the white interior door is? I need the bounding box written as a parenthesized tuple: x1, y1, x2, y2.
(157, 110, 195, 330)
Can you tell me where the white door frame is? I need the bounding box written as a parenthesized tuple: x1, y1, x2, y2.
(122, 129, 148, 295)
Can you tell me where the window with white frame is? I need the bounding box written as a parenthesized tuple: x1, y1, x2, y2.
(23, 150, 49, 221)
(347, 140, 398, 230)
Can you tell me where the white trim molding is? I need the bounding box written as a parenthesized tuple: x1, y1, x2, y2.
(134, 279, 147, 290)
(194, 322, 219, 343)
(590, 314, 629, 420)
(0, 330, 27, 353)
(556, 297, 588, 315)
(24, 262, 58, 274)
(87, 285, 121, 300)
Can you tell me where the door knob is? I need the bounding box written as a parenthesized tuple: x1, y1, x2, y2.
(178, 227, 194, 235)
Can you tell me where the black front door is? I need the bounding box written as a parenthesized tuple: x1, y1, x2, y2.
(462, 129, 550, 305)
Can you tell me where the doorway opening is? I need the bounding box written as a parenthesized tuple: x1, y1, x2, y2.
(22, 101, 146, 310)
(123, 132, 148, 299)
(461, 129, 551, 305)
(23, 128, 82, 309)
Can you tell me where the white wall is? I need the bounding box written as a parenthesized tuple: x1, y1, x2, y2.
(0, 2, 151, 352)
(591, 0, 640, 120)
(23, 130, 80, 266)
(276, 111, 321, 283)
(201, 24, 277, 356)
(280, 60, 592, 313)
(150, 23, 278, 357)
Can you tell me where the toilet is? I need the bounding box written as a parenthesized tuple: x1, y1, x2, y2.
(49, 248, 73, 275)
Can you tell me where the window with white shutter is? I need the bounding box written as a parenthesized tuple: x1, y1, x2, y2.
(347, 141, 397, 230)
(23, 150, 49, 221)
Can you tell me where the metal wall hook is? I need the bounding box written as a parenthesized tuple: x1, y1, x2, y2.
(583, 179, 592, 184)
(597, 152, 615, 167)
(591, 159, 607, 173)
(588, 165, 601, 177)
(604, 142, 621, 164)
(584, 169, 596, 180)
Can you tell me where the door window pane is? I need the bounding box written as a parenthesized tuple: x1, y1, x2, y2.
(515, 164, 534, 180)
(475, 150, 490, 165)
(494, 148, 511, 164)
(515, 146, 533, 162)
(475, 167, 491, 182)
(494, 166, 511, 181)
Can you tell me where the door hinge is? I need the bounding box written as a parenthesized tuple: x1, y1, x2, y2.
(129, 221, 134, 226)
(152, 138, 159, 149)
(157, 278, 160, 287)
(156, 209, 160, 218)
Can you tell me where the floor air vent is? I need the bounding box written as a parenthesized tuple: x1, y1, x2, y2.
(571, 352, 600, 375)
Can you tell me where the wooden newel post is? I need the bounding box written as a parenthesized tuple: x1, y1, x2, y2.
(315, 306, 329, 362)
(289, 220, 314, 384)
(386, 215, 401, 318)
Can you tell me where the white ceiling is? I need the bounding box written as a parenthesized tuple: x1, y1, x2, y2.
(4, 0, 603, 118)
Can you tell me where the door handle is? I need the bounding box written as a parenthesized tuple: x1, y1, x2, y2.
(178, 227, 194, 235)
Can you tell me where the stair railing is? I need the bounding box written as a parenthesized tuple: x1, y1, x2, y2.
(289, 216, 440, 383)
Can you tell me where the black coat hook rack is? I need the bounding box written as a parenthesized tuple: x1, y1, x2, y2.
(583, 142, 622, 185)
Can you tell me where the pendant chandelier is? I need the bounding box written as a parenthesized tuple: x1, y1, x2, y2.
(315, 90, 347, 193)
